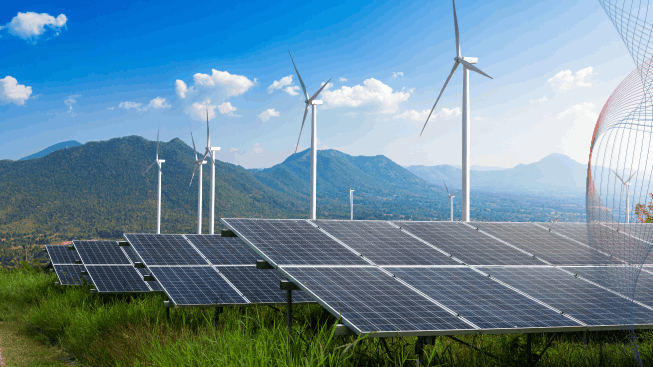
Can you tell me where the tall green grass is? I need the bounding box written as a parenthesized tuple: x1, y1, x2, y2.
(1, 264, 651, 366)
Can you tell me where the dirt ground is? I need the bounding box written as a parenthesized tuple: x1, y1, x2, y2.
(0, 322, 75, 366)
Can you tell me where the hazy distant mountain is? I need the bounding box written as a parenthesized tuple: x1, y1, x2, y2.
(19, 140, 82, 160)
(406, 153, 587, 195)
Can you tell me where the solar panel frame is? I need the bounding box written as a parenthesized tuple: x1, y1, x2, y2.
(123, 234, 209, 266)
(46, 245, 80, 264)
(73, 240, 132, 265)
(184, 235, 258, 265)
(216, 265, 314, 304)
(221, 218, 369, 266)
(85, 265, 153, 294)
(53, 264, 90, 285)
(313, 220, 460, 265)
(392, 221, 543, 266)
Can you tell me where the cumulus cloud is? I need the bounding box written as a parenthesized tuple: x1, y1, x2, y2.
(64, 94, 80, 116)
(0, 76, 32, 105)
(268, 75, 300, 96)
(473, 116, 487, 121)
(175, 80, 189, 99)
(547, 67, 595, 92)
(322, 78, 410, 113)
(529, 95, 548, 103)
(557, 102, 597, 120)
(395, 107, 461, 124)
(192, 69, 255, 97)
(339, 77, 348, 82)
(258, 108, 280, 121)
(2, 12, 67, 43)
(148, 97, 170, 109)
(218, 101, 238, 116)
(119, 101, 145, 111)
(191, 100, 217, 120)
(392, 72, 404, 79)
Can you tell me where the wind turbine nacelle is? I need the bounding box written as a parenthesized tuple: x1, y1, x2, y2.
(158, 160, 166, 163)
(310, 100, 323, 105)
(457, 57, 477, 64)
(210, 147, 221, 152)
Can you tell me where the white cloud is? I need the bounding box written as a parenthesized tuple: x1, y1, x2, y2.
(0, 76, 32, 105)
(557, 102, 597, 120)
(284, 85, 300, 96)
(64, 94, 80, 116)
(220, 143, 294, 168)
(547, 67, 595, 92)
(192, 69, 255, 97)
(392, 72, 404, 79)
(107, 107, 115, 110)
(395, 107, 461, 127)
(268, 75, 293, 93)
(529, 95, 548, 103)
(119, 101, 145, 111)
(148, 97, 170, 109)
(175, 80, 189, 99)
(218, 101, 238, 115)
(556, 102, 599, 161)
(3, 12, 67, 42)
(473, 116, 487, 121)
(339, 77, 348, 82)
(258, 108, 280, 121)
(322, 78, 410, 113)
(191, 100, 217, 120)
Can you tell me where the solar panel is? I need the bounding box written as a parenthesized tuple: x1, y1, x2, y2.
(53, 264, 90, 285)
(281, 266, 475, 335)
(314, 220, 459, 265)
(564, 266, 653, 309)
(73, 241, 131, 265)
(221, 219, 369, 266)
(134, 267, 164, 291)
(539, 222, 653, 265)
(85, 265, 152, 293)
(484, 266, 653, 326)
(389, 267, 580, 329)
(123, 234, 209, 266)
(393, 221, 541, 265)
(217, 266, 314, 304)
(121, 245, 142, 263)
(471, 222, 621, 265)
(148, 266, 247, 306)
(185, 235, 258, 265)
(46, 245, 79, 264)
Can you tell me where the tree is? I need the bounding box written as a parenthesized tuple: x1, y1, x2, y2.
(634, 193, 653, 223)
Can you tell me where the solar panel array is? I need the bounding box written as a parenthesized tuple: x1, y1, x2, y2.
(45, 245, 90, 285)
(123, 233, 313, 307)
(222, 218, 653, 337)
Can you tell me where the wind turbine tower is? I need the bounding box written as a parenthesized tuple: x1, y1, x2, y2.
(612, 169, 635, 223)
(144, 130, 165, 234)
(289, 51, 331, 220)
(344, 182, 355, 220)
(420, 0, 493, 222)
(205, 110, 221, 234)
(443, 181, 457, 222)
(190, 129, 207, 234)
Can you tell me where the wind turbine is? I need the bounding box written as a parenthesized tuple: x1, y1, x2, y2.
(420, 0, 493, 222)
(190, 128, 206, 234)
(443, 181, 457, 222)
(289, 51, 331, 220)
(343, 182, 354, 220)
(193, 109, 221, 234)
(612, 169, 635, 223)
(144, 130, 165, 234)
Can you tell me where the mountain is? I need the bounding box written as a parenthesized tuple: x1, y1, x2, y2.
(406, 153, 587, 195)
(19, 141, 82, 160)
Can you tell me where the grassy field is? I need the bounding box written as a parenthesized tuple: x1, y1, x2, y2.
(0, 263, 652, 366)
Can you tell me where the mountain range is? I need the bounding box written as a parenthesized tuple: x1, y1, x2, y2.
(0, 136, 589, 265)
(19, 140, 82, 161)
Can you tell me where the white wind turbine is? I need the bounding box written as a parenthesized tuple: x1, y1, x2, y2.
(612, 169, 635, 223)
(189, 128, 207, 234)
(143, 130, 165, 234)
(289, 51, 331, 220)
(343, 182, 354, 220)
(192, 109, 220, 234)
(443, 180, 457, 222)
(420, 0, 493, 222)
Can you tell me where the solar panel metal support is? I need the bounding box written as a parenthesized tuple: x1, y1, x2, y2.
(118, 241, 130, 246)
(531, 332, 558, 367)
(68, 245, 75, 250)
(90, 289, 98, 294)
(213, 306, 223, 328)
(54, 282, 60, 286)
(333, 324, 353, 336)
(256, 260, 274, 269)
(81, 270, 88, 276)
(280, 280, 300, 291)
(163, 300, 172, 308)
(74, 260, 82, 264)
(134, 262, 146, 268)
(143, 274, 155, 281)
(221, 229, 237, 237)
(415, 337, 424, 367)
(287, 289, 293, 333)
(446, 336, 498, 361)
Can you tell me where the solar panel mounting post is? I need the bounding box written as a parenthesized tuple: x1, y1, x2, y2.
(213, 306, 223, 328)
(281, 280, 300, 333)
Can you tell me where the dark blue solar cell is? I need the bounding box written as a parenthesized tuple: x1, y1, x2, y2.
(390, 267, 579, 329)
(73, 241, 131, 265)
(53, 264, 90, 285)
(85, 265, 151, 293)
(46, 245, 79, 264)
(282, 266, 474, 334)
(185, 235, 258, 265)
(148, 266, 246, 306)
(124, 234, 208, 266)
(222, 219, 368, 266)
(314, 220, 459, 265)
(392, 221, 542, 265)
(217, 266, 314, 304)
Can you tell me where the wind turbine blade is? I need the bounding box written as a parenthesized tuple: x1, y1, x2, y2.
(625, 172, 636, 183)
(611, 169, 624, 183)
(308, 78, 332, 102)
(190, 163, 199, 186)
(452, 0, 461, 58)
(144, 161, 156, 175)
(289, 51, 309, 100)
(294, 105, 309, 153)
(420, 62, 459, 136)
(156, 130, 160, 160)
(443, 180, 450, 195)
(206, 108, 210, 148)
(190, 129, 199, 161)
(457, 58, 493, 79)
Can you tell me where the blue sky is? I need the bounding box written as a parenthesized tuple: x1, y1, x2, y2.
(0, 0, 635, 168)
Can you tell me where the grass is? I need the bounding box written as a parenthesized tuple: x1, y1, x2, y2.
(1, 263, 652, 366)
